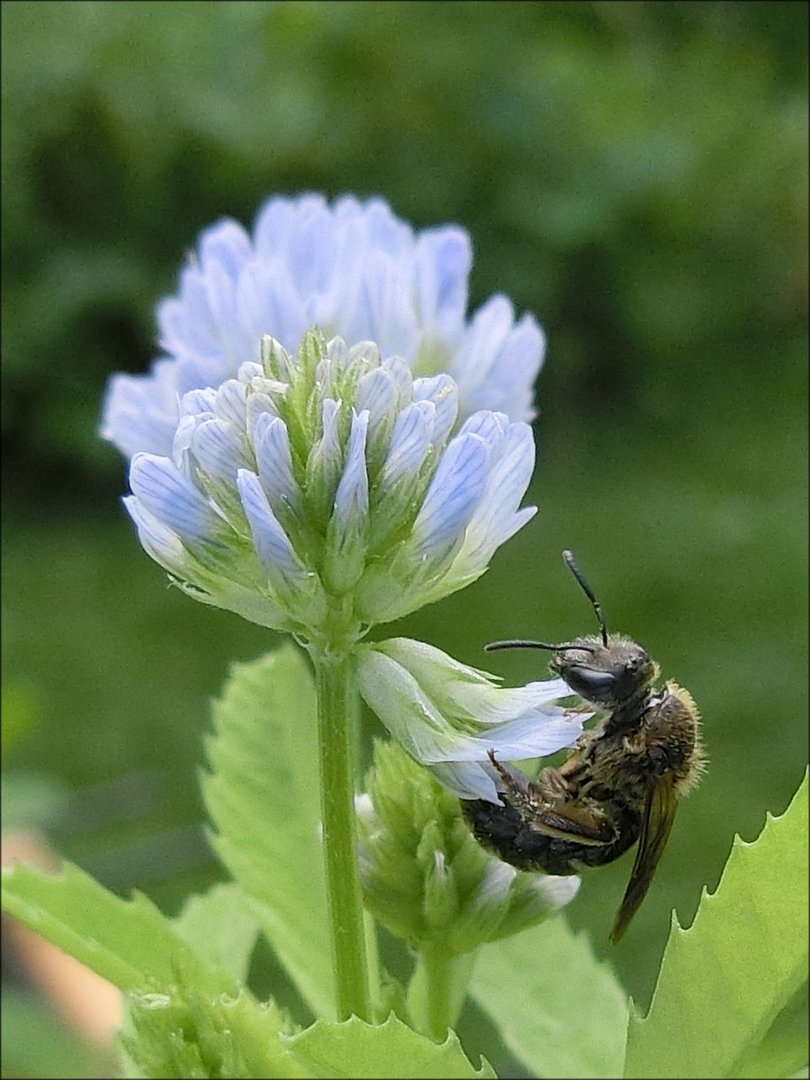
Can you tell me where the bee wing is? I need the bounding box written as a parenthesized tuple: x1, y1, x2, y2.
(610, 777, 678, 943)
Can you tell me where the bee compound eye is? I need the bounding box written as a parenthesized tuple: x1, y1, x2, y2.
(564, 666, 617, 700)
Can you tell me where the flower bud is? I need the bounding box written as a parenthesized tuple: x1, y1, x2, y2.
(357, 741, 579, 955)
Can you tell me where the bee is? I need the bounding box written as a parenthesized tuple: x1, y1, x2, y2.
(462, 549, 704, 942)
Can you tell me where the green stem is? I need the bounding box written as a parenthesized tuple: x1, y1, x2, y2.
(313, 649, 371, 1021)
(408, 947, 476, 1041)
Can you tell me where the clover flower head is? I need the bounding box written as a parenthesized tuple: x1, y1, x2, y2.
(102, 193, 545, 459)
(125, 330, 538, 645)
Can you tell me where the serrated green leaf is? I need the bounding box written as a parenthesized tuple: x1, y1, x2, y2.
(201, 644, 334, 1019)
(172, 881, 261, 984)
(124, 993, 492, 1079)
(625, 770, 809, 1079)
(733, 981, 808, 1079)
(282, 1014, 495, 1079)
(470, 916, 628, 1078)
(123, 982, 308, 1079)
(1, 860, 228, 993)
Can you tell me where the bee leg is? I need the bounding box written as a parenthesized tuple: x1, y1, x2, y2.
(486, 750, 541, 814)
(487, 751, 615, 847)
(526, 802, 618, 847)
(533, 765, 569, 802)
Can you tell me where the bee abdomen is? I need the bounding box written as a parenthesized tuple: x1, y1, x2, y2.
(461, 797, 640, 875)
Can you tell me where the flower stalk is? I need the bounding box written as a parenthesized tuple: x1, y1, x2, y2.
(407, 948, 475, 1043)
(312, 647, 372, 1021)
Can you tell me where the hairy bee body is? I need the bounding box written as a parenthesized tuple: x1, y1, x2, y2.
(463, 679, 700, 875)
(466, 553, 705, 942)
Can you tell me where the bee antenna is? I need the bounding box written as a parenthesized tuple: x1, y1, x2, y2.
(484, 639, 558, 653)
(562, 549, 609, 647)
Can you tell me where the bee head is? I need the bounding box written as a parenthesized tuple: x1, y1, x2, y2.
(485, 550, 658, 708)
(548, 634, 658, 707)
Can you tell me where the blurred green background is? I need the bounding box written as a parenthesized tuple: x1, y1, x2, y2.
(2, 2, 807, 1076)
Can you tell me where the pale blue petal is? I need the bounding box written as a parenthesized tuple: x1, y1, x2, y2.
(379, 355, 414, 405)
(200, 259, 247, 366)
(428, 761, 501, 804)
(253, 414, 299, 508)
(413, 227, 471, 340)
(129, 454, 220, 542)
(356, 367, 398, 435)
(171, 415, 198, 471)
(213, 379, 249, 431)
(334, 410, 369, 523)
(100, 361, 180, 458)
(351, 253, 419, 359)
(480, 312, 545, 418)
(236, 469, 304, 579)
(253, 193, 326, 257)
(180, 388, 218, 418)
(412, 374, 458, 447)
(380, 401, 434, 490)
(421, 711, 582, 763)
(312, 398, 342, 473)
(454, 295, 515, 386)
(456, 409, 508, 445)
(124, 496, 188, 578)
(455, 680, 579, 724)
(198, 218, 253, 278)
(412, 433, 487, 557)
(191, 419, 250, 481)
(157, 270, 217, 362)
(238, 360, 265, 382)
(245, 392, 282, 439)
(452, 297, 544, 422)
(364, 198, 413, 259)
(454, 421, 536, 571)
(235, 259, 309, 354)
